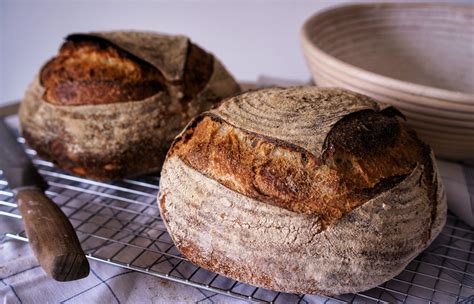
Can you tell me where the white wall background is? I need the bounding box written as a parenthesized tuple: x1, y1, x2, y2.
(0, 0, 471, 104)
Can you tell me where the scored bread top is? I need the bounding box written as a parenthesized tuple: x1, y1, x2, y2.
(41, 38, 165, 105)
(208, 87, 385, 157)
(82, 32, 189, 82)
(168, 87, 433, 226)
(40, 32, 214, 105)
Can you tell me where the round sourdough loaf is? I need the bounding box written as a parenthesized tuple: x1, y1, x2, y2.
(158, 86, 447, 295)
(19, 31, 240, 180)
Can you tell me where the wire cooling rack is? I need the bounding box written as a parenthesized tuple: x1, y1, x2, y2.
(0, 136, 473, 304)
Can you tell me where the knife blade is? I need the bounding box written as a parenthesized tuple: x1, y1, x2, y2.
(0, 119, 89, 281)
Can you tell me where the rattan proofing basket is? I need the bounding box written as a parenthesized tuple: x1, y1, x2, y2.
(301, 3, 474, 161)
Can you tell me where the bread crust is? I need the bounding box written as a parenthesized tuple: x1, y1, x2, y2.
(158, 87, 447, 295)
(19, 31, 240, 180)
(41, 38, 166, 105)
(170, 113, 426, 226)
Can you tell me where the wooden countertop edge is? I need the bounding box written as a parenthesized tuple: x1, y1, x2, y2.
(0, 101, 20, 117)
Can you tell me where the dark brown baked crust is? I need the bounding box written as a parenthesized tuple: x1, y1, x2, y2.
(20, 31, 240, 180)
(182, 43, 214, 101)
(170, 109, 431, 225)
(41, 38, 166, 105)
(22, 127, 167, 180)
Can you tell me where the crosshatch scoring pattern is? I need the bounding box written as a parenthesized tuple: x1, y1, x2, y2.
(0, 138, 473, 304)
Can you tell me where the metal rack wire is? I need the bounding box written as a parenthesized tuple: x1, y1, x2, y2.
(0, 138, 473, 304)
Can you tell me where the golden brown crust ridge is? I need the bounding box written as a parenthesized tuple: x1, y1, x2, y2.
(40, 34, 216, 106)
(170, 111, 427, 224)
(41, 38, 166, 105)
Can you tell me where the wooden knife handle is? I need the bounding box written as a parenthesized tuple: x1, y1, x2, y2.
(16, 188, 90, 281)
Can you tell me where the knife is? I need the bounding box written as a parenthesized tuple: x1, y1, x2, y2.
(0, 119, 90, 281)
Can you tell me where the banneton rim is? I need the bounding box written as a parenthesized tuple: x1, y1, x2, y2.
(158, 86, 447, 295)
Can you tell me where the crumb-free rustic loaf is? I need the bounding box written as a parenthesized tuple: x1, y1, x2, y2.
(19, 31, 240, 180)
(158, 86, 447, 295)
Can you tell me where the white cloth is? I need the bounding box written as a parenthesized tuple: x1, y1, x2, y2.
(436, 160, 474, 227)
(0, 215, 247, 304)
